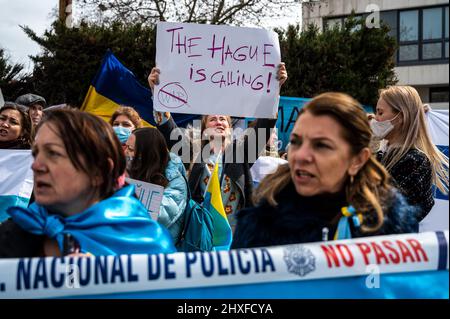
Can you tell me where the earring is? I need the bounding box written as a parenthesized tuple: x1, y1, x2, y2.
(350, 175, 354, 184)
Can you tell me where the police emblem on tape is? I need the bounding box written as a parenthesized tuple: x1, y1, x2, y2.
(283, 245, 316, 277)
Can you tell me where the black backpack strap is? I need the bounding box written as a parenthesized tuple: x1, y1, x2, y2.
(175, 174, 193, 247)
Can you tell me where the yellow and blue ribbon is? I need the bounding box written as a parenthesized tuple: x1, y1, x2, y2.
(333, 205, 363, 240)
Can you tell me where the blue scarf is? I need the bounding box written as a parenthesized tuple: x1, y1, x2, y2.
(7, 185, 176, 256)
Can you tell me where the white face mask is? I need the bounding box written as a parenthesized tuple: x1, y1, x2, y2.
(370, 112, 400, 139)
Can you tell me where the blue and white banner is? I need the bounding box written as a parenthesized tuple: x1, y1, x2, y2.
(0, 149, 34, 222)
(420, 109, 449, 232)
(276, 97, 373, 151)
(276, 96, 308, 151)
(0, 231, 447, 299)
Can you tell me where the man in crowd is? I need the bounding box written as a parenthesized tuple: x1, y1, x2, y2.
(15, 93, 47, 127)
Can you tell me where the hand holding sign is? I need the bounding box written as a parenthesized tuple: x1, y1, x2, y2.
(277, 63, 288, 88)
(154, 22, 281, 118)
(148, 67, 160, 94)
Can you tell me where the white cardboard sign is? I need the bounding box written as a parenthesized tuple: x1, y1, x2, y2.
(155, 22, 281, 118)
(125, 177, 164, 220)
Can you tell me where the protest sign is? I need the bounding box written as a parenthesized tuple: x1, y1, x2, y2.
(155, 22, 281, 118)
(125, 177, 164, 220)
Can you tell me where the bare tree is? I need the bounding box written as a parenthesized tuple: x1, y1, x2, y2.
(78, 0, 300, 26)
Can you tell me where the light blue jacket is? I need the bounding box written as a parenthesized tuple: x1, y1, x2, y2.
(157, 153, 188, 243)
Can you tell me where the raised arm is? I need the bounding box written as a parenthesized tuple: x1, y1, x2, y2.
(148, 67, 192, 165)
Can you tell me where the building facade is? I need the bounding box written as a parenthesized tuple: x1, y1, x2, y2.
(302, 0, 449, 109)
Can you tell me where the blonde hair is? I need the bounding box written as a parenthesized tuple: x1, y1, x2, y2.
(254, 92, 393, 233)
(379, 86, 448, 194)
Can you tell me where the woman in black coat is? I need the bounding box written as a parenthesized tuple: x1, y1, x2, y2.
(232, 92, 418, 249)
(370, 86, 448, 224)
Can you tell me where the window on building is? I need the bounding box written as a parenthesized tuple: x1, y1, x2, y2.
(380, 11, 398, 39)
(398, 6, 449, 63)
(430, 87, 449, 103)
(445, 6, 449, 58)
(423, 7, 443, 60)
(326, 18, 343, 29)
(324, 6, 449, 64)
(324, 14, 364, 32)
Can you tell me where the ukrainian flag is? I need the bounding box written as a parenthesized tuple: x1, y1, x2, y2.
(81, 50, 155, 126)
(81, 50, 198, 127)
(203, 161, 233, 251)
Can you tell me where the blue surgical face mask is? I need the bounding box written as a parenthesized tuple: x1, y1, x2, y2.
(113, 126, 132, 144)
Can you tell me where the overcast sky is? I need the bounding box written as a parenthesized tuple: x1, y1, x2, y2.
(0, 0, 56, 71)
(0, 1, 301, 73)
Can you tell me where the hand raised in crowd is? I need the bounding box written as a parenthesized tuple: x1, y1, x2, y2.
(277, 62, 288, 88)
(148, 67, 160, 94)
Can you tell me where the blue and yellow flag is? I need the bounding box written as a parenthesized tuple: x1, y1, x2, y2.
(81, 50, 197, 127)
(203, 161, 233, 251)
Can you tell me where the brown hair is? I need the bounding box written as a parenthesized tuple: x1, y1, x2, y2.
(127, 127, 169, 188)
(37, 109, 126, 200)
(109, 106, 142, 129)
(254, 92, 392, 233)
(1, 102, 34, 146)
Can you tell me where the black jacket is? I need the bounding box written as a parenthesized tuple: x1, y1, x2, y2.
(157, 117, 276, 209)
(0, 219, 44, 258)
(377, 148, 434, 221)
(231, 182, 419, 249)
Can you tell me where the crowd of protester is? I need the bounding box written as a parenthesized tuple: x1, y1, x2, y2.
(0, 65, 448, 258)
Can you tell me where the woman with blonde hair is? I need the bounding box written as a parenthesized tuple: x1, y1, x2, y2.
(232, 92, 417, 248)
(370, 86, 448, 225)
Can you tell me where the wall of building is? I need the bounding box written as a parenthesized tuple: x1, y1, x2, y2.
(303, 0, 449, 30)
(302, 0, 449, 109)
(395, 64, 449, 87)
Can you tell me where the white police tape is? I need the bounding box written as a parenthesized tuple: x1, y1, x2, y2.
(0, 231, 447, 298)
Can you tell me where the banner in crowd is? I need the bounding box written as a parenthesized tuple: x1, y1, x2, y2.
(0, 231, 447, 299)
(125, 177, 164, 220)
(0, 88, 4, 107)
(0, 150, 34, 222)
(276, 96, 310, 152)
(154, 22, 281, 118)
(276, 96, 374, 151)
(80, 50, 198, 127)
(420, 109, 449, 232)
